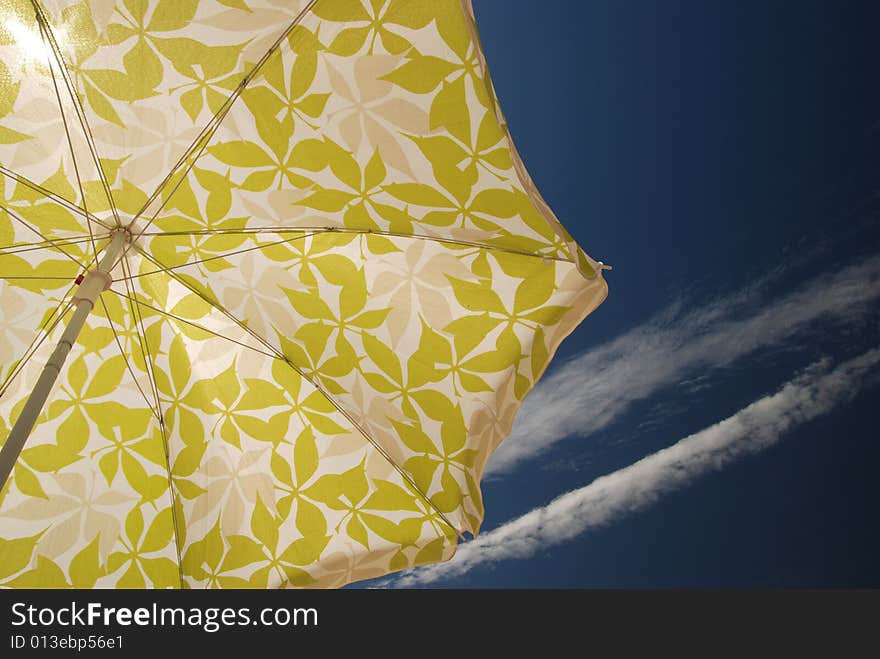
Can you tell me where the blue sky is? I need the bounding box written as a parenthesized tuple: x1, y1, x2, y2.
(359, 0, 880, 588)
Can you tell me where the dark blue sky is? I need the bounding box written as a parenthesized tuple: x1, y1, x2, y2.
(363, 1, 880, 588)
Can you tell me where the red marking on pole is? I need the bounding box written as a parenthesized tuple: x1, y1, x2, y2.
(75, 274, 84, 285)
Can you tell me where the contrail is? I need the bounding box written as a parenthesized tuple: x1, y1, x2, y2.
(488, 254, 880, 475)
(390, 348, 880, 586)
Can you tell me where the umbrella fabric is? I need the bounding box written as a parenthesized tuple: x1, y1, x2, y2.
(0, 0, 607, 588)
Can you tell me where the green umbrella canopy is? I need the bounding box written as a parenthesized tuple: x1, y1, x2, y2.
(0, 0, 607, 588)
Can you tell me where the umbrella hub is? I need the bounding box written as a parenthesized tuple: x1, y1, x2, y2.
(73, 228, 130, 305)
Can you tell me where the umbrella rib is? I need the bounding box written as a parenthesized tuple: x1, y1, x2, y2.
(131, 250, 463, 538)
(273, 351, 463, 541)
(96, 294, 159, 421)
(28, 0, 123, 227)
(0, 294, 76, 401)
(127, 0, 320, 240)
(118, 254, 185, 587)
(135, 226, 576, 264)
(125, 132, 214, 257)
(117, 256, 163, 415)
(131, 243, 292, 358)
(125, 232, 319, 280)
(0, 202, 86, 269)
(108, 289, 277, 360)
(139, 228, 312, 237)
(35, 14, 100, 262)
(1, 235, 98, 256)
(154, 404, 185, 590)
(0, 276, 72, 281)
(0, 165, 110, 230)
(0, 245, 101, 399)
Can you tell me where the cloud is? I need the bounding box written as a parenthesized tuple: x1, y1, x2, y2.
(488, 254, 880, 475)
(390, 348, 880, 586)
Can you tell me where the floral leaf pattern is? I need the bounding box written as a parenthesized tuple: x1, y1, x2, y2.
(0, 0, 607, 588)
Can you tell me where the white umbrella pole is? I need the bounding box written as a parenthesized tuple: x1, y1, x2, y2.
(0, 229, 129, 491)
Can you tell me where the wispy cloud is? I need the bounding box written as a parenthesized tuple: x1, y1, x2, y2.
(489, 255, 880, 475)
(390, 348, 880, 586)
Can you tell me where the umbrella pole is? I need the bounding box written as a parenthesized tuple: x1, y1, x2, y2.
(0, 228, 129, 491)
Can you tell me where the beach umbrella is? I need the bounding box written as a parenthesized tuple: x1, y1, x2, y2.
(0, 0, 608, 588)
